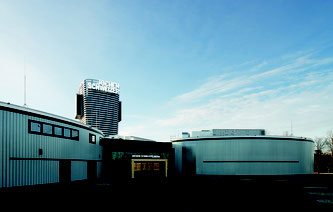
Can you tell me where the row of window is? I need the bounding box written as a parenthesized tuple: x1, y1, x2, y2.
(28, 120, 98, 144)
(28, 119, 79, 141)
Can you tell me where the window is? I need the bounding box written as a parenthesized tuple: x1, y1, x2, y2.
(27, 119, 85, 141)
(43, 124, 53, 135)
(54, 126, 63, 136)
(64, 128, 71, 138)
(154, 163, 160, 171)
(89, 134, 96, 144)
(72, 129, 79, 140)
(30, 121, 41, 133)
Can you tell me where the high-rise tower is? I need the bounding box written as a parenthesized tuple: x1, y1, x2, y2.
(75, 79, 121, 137)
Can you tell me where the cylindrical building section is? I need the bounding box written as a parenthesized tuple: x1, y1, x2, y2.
(172, 136, 314, 176)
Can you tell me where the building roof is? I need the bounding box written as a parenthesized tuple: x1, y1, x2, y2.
(0, 101, 104, 135)
(172, 135, 314, 143)
(100, 138, 172, 152)
(106, 135, 156, 142)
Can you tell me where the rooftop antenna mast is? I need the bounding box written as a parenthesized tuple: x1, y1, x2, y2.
(23, 57, 27, 107)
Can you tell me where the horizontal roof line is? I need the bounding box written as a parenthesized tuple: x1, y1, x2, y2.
(172, 136, 313, 143)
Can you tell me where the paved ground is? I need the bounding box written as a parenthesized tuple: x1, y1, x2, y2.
(1, 175, 332, 211)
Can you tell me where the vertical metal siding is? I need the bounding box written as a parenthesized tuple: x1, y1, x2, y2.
(0, 110, 3, 188)
(173, 138, 314, 176)
(172, 143, 183, 174)
(0, 109, 103, 188)
(71, 161, 87, 181)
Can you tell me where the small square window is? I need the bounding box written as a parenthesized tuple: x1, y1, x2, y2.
(72, 129, 79, 140)
(64, 128, 71, 138)
(54, 126, 63, 136)
(30, 121, 41, 133)
(43, 124, 53, 135)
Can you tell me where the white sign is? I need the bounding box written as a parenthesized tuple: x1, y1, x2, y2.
(132, 155, 161, 158)
(87, 80, 120, 94)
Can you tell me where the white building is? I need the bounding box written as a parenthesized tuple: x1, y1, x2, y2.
(107, 135, 156, 142)
(190, 129, 265, 137)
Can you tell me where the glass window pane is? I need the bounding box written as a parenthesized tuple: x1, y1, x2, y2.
(142, 163, 147, 171)
(134, 163, 139, 171)
(135, 163, 141, 171)
(54, 126, 63, 136)
(148, 163, 153, 171)
(30, 122, 41, 133)
(72, 130, 79, 139)
(154, 163, 160, 171)
(64, 128, 71, 138)
(43, 124, 52, 135)
(89, 134, 96, 144)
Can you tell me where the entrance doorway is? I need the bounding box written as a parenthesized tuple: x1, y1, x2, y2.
(131, 159, 168, 179)
(59, 160, 71, 184)
(87, 161, 97, 183)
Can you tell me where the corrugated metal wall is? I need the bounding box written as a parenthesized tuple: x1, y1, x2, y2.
(173, 137, 314, 176)
(0, 109, 103, 188)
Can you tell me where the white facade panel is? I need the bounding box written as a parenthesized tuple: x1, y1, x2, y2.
(191, 129, 265, 138)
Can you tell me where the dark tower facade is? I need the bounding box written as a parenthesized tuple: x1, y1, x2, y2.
(75, 79, 121, 137)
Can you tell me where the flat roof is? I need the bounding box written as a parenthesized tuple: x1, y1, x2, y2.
(0, 101, 104, 135)
(172, 135, 314, 143)
(100, 138, 172, 152)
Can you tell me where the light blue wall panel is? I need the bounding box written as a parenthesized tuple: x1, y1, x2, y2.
(173, 137, 314, 176)
(0, 106, 103, 188)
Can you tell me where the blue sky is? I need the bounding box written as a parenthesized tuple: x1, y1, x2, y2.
(0, 0, 333, 141)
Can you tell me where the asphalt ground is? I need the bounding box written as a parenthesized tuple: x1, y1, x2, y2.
(0, 175, 332, 211)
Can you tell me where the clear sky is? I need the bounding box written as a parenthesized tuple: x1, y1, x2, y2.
(1, 0, 333, 141)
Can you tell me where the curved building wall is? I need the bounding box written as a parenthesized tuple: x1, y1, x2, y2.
(173, 137, 314, 176)
(0, 102, 103, 188)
